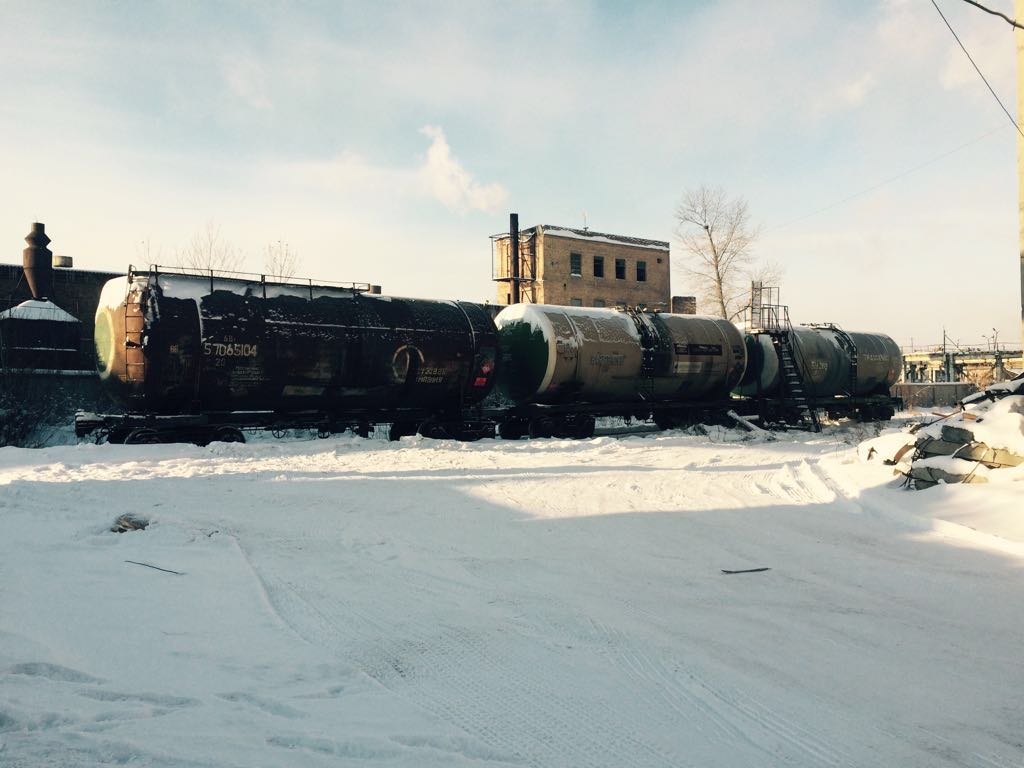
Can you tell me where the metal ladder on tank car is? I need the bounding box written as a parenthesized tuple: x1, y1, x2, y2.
(122, 276, 149, 411)
(758, 302, 821, 433)
(810, 322, 857, 396)
(627, 309, 658, 403)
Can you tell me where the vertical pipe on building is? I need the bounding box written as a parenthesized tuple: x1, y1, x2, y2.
(510, 213, 520, 304)
(23, 222, 54, 301)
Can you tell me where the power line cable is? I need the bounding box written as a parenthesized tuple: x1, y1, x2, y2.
(764, 125, 1005, 233)
(932, 0, 1024, 138)
(959, 0, 1024, 30)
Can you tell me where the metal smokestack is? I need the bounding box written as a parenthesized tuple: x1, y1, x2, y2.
(510, 213, 520, 304)
(23, 222, 54, 301)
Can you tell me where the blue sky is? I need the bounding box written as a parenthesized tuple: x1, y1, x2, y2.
(1, 0, 1020, 348)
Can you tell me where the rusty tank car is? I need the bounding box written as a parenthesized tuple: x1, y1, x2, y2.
(88, 267, 497, 443)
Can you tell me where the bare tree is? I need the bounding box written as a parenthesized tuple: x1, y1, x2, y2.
(178, 221, 245, 274)
(263, 240, 300, 279)
(674, 186, 767, 321)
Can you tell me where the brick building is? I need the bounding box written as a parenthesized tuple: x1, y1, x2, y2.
(492, 223, 671, 309)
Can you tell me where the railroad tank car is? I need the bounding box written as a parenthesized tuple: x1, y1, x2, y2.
(735, 326, 902, 398)
(94, 271, 497, 424)
(494, 304, 746, 406)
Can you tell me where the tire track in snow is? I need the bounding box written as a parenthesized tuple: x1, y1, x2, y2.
(584, 617, 852, 767)
(242, 549, 685, 768)
(374, 624, 680, 768)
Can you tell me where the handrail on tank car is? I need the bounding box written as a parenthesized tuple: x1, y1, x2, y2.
(127, 264, 375, 299)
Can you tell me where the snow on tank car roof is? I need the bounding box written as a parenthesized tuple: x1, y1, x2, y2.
(495, 303, 642, 342)
(0, 298, 80, 323)
(96, 272, 466, 310)
(150, 274, 366, 302)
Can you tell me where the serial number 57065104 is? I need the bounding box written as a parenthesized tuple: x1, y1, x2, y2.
(204, 342, 258, 358)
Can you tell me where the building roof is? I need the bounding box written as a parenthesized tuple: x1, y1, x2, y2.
(0, 298, 81, 323)
(534, 225, 670, 252)
(0, 262, 121, 278)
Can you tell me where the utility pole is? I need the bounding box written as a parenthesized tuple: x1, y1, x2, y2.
(1017, 0, 1024, 349)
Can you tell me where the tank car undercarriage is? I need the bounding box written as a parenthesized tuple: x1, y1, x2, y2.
(75, 389, 901, 445)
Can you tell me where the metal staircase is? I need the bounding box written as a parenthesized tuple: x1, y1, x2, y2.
(769, 330, 821, 432)
(749, 283, 821, 433)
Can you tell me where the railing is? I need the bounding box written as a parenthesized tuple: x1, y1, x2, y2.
(128, 264, 375, 300)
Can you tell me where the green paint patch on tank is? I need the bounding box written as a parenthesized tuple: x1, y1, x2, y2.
(496, 319, 551, 404)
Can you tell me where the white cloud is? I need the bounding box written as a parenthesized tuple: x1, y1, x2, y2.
(268, 126, 507, 219)
(417, 126, 508, 214)
(223, 56, 272, 110)
(839, 73, 876, 109)
(281, 150, 411, 194)
(939, 37, 1015, 94)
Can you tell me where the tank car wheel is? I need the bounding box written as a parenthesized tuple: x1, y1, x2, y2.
(528, 416, 556, 439)
(575, 415, 596, 439)
(560, 415, 595, 439)
(214, 426, 246, 444)
(498, 419, 528, 440)
(851, 407, 873, 423)
(124, 428, 161, 445)
(389, 421, 417, 441)
(272, 428, 287, 439)
(418, 420, 451, 440)
(653, 412, 676, 431)
(106, 428, 131, 444)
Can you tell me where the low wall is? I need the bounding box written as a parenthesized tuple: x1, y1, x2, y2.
(893, 382, 977, 409)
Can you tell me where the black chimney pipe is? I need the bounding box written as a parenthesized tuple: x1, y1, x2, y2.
(510, 213, 520, 304)
(23, 222, 53, 301)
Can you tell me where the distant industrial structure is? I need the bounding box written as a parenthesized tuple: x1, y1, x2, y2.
(902, 346, 1023, 387)
(492, 214, 693, 312)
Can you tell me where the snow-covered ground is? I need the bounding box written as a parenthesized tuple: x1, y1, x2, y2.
(2, 422, 1023, 767)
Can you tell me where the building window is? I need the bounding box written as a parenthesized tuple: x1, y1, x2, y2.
(570, 298, 583, 307)
(593, 299, 606, 308)
(593, 256, 604, 278)
(615, 298, 627, 307)
(636, 261, 647, 282)
(615, 258, 626, 279)
(570, 253, 582, 276)
(506, 293, 511, 305)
